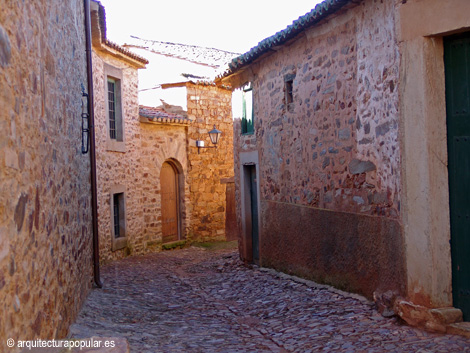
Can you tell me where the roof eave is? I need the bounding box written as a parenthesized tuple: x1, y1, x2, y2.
(99, 42, 148, 68)
(221, 0, 355, 78)
(90, 0, 148, 68)
(139, 116, 191, 126)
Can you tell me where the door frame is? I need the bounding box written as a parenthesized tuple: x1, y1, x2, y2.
(399, 36, 452, 306)
(397, 0, 470, 311)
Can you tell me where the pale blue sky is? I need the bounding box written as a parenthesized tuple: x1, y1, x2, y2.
(99, 0, 323, 54)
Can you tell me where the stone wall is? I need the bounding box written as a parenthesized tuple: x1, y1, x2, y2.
(230, 0, 405, 298)
(255, 1, 400, 217)
(139, 122, 190, 247)
(0, 1, 93, 347)
(96, 76, 234, 259)
(187, 84, 234, 241)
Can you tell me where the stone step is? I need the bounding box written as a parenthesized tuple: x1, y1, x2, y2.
(430, 307, 463, 325)
(447, 322, 470, 338)
(162, 240, 187, 250)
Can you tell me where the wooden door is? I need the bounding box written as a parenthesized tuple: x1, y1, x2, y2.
(161, 162, 179, 243)
(445, 33, 470, 320)
(225, 182, 238, 241)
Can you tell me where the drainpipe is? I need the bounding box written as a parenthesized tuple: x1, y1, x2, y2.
(84, 0, 102, 288)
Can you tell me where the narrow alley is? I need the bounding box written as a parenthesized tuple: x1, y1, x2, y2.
(70, 245, 469, 353)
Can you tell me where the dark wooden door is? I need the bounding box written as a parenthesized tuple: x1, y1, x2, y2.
(161, 162, 179, 243)
(445, 33, 470, 320)
(249, 166, 259, 263)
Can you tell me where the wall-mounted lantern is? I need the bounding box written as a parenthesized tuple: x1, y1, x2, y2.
(81, 85, 90, 154)
(196, 125, 222, 154)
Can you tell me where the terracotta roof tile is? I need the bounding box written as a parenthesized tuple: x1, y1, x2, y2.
(139, 106, 192, 125)
(92, 0, 148, 65)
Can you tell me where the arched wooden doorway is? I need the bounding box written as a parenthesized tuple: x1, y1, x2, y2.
(160, 162, 180, 243)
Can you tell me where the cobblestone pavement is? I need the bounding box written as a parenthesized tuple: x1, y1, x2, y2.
(70, 246, 470, 353)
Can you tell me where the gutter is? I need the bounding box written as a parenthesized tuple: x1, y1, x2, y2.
(84, 0, 102, 288)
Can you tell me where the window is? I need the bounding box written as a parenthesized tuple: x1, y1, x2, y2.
(285, 73, 296, 111)
(110, 186, 127, 251)
(113, 193, 124, 239)
(104, 64, 125, 152)
(108, 78, 117, 140)
(242, 83, 254, 134)
(107, 77, 122, 141)
(285, 80, 293, 105)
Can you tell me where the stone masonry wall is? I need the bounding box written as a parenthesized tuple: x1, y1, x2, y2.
(92, 51, 144, 264)
(187, 84, 234, 241)
(0, 1, 93, 347)
(231, 0, 405, 298)
(139, 122, 190, 247)
(256, 0, 400, 217)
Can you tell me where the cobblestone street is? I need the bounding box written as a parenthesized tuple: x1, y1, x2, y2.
(70, 245, 470, 353)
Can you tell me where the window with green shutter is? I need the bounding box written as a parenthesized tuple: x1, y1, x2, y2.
(241, 83, 254, 134)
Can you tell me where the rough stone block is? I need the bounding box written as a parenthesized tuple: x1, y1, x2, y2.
(429, 307, 463, 325)
(394, 300, 463, 334)
(447, 322, 470, 338)
(394, 299, 435, 329)
(348, 158, 376, 174)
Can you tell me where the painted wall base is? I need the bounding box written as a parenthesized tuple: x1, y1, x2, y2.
(259, 200, 406, 299)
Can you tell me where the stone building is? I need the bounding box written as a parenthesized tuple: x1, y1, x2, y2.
(91, 2, 235, 263)
(0, 0, 94, 347)
(90, 0, 149, 263)
(139, 81, 235, 248)
(218, 0, 470, 332)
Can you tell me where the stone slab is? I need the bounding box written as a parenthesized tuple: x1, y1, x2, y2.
(447, 322, 470, 338)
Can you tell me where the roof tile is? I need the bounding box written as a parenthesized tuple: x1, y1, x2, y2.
(139, 106, 192, 125)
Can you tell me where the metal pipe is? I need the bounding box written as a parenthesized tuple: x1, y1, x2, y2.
(84, 0, 102, 288)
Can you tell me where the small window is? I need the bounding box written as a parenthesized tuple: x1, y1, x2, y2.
(242, 83, 254, 134)
(110, 188, 127, 251)
(113, 193, 125, 239)
(284, 73, 296, 111)
(285, 80, 293, 105)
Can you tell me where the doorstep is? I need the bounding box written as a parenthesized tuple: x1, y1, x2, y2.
(447, 322, 470, 338)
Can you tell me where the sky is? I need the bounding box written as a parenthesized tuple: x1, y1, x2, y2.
(99, 0, 324, 54)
